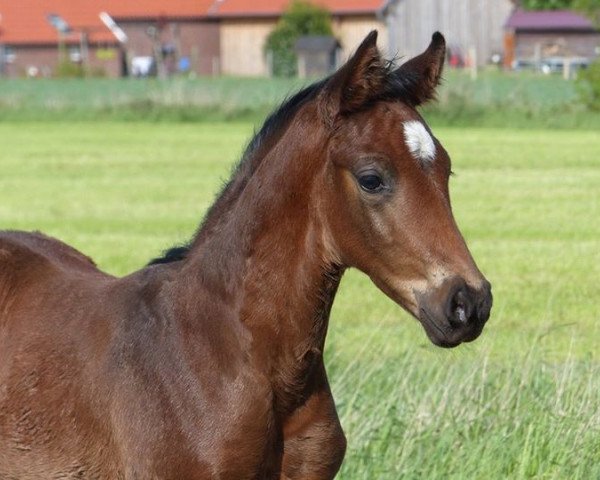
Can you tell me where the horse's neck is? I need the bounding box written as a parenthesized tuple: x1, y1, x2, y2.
(236, 219, 342, 413)
(179, 119, 340, 412)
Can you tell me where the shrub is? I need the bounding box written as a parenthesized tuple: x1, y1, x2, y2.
(264, 0, 333, 77)
(88, 66, 107, 78)
(577, 60, 600, 110)
(56, 61, 85, 78)
(519, 0, 574, 9)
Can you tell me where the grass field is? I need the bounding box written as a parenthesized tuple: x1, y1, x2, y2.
(1, 70, 599, 130)
(0, 121, 599, 478)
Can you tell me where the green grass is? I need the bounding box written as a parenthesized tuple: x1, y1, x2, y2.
(0, 122, 598, 478)
(1, 70, 599, 129)
(0, 76, 308, 122)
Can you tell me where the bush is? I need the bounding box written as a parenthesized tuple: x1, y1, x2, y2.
(56, 61, 85, 78)
(577, 60, 600, 110)
(88, 66, 107, 78)
(264, 0, 333, 77)
(520, 0, 574, 9)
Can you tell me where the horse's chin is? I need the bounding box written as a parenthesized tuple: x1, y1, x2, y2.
(382, 291, 467, 348)
(418, 308, 485, 349)
(369, 275, 488, 348)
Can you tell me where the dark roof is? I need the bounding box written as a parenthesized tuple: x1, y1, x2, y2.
(505, 9, 596, 32)
(295, 36, 340, 53)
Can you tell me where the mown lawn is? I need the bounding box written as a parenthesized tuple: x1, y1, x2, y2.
(0, 122, 598, 478)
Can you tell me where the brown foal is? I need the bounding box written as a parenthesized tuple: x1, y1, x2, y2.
(0, 32, 492, 479)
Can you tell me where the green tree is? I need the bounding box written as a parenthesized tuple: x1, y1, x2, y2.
(519, 0, 574, 9)
(577, 61, 600, 110)
(264, 0, 333, 77)
(572, 0, 600, 24)
(519, 0, 600, 22)
(573, 0, 600, 109)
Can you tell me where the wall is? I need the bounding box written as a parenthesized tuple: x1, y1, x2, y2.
(219, 15, 386, 77)
(1, 44, 121, 78)
(119, 19, 220, 76)
(1, 46, 57, 77)
(332, 15, 388, 60)
(515, 31, 600, 59)
(220, 18, 275, 76)
(385, 0, 514, 66)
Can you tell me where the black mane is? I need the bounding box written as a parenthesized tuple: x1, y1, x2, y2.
(148, 59, 423, 267)
(147, 78, 327, 266)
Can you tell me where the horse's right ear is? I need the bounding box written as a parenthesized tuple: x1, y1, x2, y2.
(391, 32, 446, 106)
(319, 30, 386, 121)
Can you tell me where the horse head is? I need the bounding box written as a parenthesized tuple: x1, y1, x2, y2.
(314, 31, 492, 347)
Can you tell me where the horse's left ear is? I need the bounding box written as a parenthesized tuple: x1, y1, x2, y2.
(320, 30, 387, 120)
(393, 32, 446, 106)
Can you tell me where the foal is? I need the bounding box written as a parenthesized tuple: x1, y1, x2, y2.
(0, 32, 491, 479)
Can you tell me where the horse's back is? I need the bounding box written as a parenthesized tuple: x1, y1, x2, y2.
(0, 230, 107, 303)
(0, 230, 100, 273)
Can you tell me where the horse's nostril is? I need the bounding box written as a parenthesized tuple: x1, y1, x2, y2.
(450, 288, 473, 325)
(455, 305, 467, 323)
(441, 280, 492, 328)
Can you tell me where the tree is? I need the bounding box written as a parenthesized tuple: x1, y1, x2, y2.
(519, 0, 574, 9)
(573, 0, 600, 110)
(518, 0, 600, 22)
(572, 0, 600, 25)
(264, 1, 333, 77)
(516, 0, 600, 21)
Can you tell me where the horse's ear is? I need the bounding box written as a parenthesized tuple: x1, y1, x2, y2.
(320, 30, 386, 119)
(392, 32, 446, 106)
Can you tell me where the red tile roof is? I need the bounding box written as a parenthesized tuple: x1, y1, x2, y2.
(101, 0, 215, 20)
(208, 0, 385, 18)
(0, 0, 382, 45)
(0, 0, 115, 45)
(0, 0, 214, 45)
(505, 9, 596, 32)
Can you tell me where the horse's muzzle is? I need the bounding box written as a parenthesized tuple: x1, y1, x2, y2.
(418, 278, 492, 348)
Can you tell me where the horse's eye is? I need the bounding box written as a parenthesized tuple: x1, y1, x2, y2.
(358, 174, 384, 193)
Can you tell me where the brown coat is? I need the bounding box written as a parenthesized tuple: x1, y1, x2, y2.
(0, 32, 491, 479)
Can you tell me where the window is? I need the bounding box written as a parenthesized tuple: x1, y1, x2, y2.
(2, 46, 17, 64)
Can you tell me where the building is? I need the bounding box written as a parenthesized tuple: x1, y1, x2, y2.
(101, 0, 219, 77)
(0, 0, 121, 77)
(0, 0, 388, 78)
(295, 35, 341, 78)
(0, 0, 219, 78)
(207, 0, 387, 76)
(383, 0, 515, 67)
(504, 9, 600, 69)
(3, 0, 538, 78)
